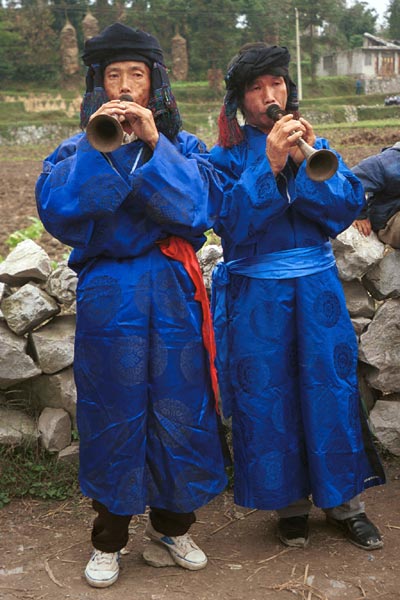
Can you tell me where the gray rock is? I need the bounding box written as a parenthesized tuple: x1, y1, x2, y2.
(0, 407, 39, 445)
(58, 441, 79, 462)
(0, 239, 52, 286)
(351, 316, 371, 338)
(342, 278, 375, 318)
(29, 367, 77, 425)
(38, 407, 71, 452)
(362, 249, 400, 300)
(332, 227, 385, 281)
(1, 283, 60, 335)
(370, 399, 400, 456)
(29, 314, 75, 374)
(142, 543, 175, 568)
(45, 263, 77, 305)
(359, 298, 400, 393)
(0, 322, 41, 389)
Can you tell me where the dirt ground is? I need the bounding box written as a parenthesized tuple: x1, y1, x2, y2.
(0, 464, 399, 600)
(1, 128, 400, 600)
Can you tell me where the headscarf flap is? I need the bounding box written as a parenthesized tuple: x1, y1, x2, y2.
(218, 44, 299, 148)
(80, 22, 181, 140)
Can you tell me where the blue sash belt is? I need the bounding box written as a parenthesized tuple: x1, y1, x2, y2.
(211, 242, 336, 418)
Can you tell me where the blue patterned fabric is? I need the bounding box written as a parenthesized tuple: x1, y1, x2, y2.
(36, 131, 227, 515)
(210, 125, 385, 511)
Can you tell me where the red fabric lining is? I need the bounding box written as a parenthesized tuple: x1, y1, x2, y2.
(158, 236, 219, 412)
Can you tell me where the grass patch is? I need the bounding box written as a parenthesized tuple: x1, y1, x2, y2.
(317, 120, 400, 131)
(0, 444, 79, 508)
(5, 217, 44, 249)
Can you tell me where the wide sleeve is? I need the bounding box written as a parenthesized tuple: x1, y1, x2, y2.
(35, 135, 131, 248)
(290, 138, 365, 238)
(352, 152, 387, 194)
(127, 132, 223, 238)
(210, 143, 291, 245)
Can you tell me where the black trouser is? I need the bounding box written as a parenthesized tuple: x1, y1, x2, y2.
(91, 500, 196, 553)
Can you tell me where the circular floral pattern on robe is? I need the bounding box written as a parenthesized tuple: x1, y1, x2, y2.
(334, 342, 354, 379)
(313, 290, 341, 328)
(147, 187, 192, 224)
(235, 355, 270, 396)
(110, 334, 147, 386)
(79, 174, 121, 214)
(152, 397, 194, 449)
(255, 173, 274, 205)
(153, 268, 189, 320)
(116, 466, 146, 510)
(79, 275, 122, 328)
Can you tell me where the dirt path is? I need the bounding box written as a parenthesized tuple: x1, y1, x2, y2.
(0, 460, 399, 600)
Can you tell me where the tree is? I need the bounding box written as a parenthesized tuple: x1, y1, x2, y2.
(0, 8, 20, 80)
(238, 0, 294, 48)
(2, 0, 59, 83)
(295, 0, 345, 82)
(338, 1, 377, 47)
(387, 0, 400, 39)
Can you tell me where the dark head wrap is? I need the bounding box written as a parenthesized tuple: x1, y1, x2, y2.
(218, 43, 299, 148)
(80, 22, 182, 140)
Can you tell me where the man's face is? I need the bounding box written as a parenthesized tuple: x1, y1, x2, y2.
(242, 74, 288, 133)
(103, 61, 151, 106)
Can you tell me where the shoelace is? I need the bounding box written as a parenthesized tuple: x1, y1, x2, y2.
(171, 534, 198, 554)
(93, 551, 117, 566)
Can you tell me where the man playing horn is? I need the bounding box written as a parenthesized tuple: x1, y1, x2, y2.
(210, 42, 385, 551)
(36, 22, 228, 588)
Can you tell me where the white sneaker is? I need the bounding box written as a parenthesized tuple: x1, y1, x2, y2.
(145, 521, 207, 570)
(84, 549, 120, 588)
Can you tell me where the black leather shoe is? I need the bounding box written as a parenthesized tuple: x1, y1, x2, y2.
(278, 515, 309, 548)
(327, 513, 383, 550)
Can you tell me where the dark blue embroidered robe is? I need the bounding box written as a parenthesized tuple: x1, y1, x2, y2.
(210, 125, 385, 510)
(36, 131, 227, 515)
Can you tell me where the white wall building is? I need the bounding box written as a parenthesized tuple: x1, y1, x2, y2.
(317, 33, 400, 93)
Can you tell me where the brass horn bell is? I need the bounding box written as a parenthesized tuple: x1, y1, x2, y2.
(266, 104, 338, 182)
(86, 94, 133, 153)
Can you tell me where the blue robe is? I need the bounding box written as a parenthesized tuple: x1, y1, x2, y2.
(36, 131, 227, 515)
(210, 125, 385, 511)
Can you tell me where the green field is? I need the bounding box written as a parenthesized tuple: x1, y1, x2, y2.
(0, 76, 398, 154)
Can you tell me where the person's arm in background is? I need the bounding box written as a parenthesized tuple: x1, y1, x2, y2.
(351, 150, 390, 236)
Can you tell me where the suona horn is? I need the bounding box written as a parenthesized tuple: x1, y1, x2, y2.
(86, 94, 134, 152)
(266, 104, 338, 182)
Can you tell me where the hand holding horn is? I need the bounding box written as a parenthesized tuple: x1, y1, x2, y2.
(86, 94, 135, 153)
(266, 104, 338, 182)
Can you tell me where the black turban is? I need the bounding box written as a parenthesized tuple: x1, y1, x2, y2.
(218, 44, 299, 148)
(80, 22, 181, 141)
(82, 23, 164, 70)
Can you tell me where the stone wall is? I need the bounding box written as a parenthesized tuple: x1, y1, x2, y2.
(1, 235, 399, 459)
